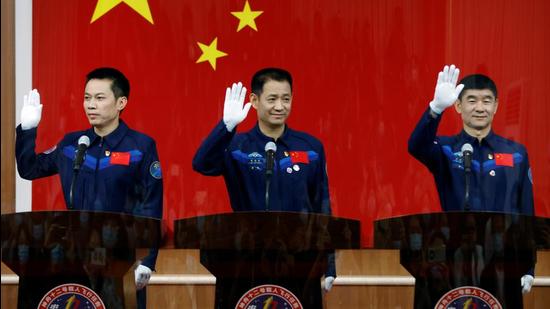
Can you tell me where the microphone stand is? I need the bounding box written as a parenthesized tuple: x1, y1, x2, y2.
(69, 136, 90, 210)
(265, 173, 272, 211)
(69, 171, 79, 210)
(464, 171, 471, 211)
(264, 142, 276, 211)
(463, 155, 472, 211)
(265, 152, 274, 211)
(69, 151, 86, 209)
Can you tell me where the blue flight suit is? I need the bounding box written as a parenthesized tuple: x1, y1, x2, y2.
(408, 107, 536, 289)
(16, 120, 162, 308)
(408, 108, 534, 215)
(193, 121, 335, 276)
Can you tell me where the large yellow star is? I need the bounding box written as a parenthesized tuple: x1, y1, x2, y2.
(196, 38, 228, 70)
(231, 0, 263, 32)
(91, 0, 154, 24)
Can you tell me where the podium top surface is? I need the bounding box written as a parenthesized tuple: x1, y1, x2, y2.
(174, 211, 360, 251)
(373, 211, 550, 250)
(1, 210, 162, 250)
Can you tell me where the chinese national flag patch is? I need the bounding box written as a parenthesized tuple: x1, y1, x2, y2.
(290, 151, 309, 164)
(110, 152, 130, 166)
(495, 153, 514, 167)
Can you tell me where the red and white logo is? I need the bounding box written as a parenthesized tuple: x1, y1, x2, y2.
(435, 286, 502, 309)
(235, 284, 303, 309)
(38, 283, 105, 309)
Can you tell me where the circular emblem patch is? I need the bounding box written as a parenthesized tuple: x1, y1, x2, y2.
(149, 161, 162, 179)
(38, 283, 105, 309)
(235, 284, 303, 309)
(435, 286, 502, 309)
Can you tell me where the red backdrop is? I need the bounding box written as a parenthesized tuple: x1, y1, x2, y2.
(31, 0, 550, 247)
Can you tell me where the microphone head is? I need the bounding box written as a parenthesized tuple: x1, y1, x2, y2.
(461, 143, 473, 154)
(78, 135, 90, 147)
(265, 141, 277, 153)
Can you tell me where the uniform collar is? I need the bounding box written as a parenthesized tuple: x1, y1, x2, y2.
(252, 122, 291, 147)
(459, 129, 496, 148)
(87, 120, 129, 148)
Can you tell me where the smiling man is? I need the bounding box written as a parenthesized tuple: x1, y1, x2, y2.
(194, 67, 332, 218)
(193, 68, 336, 306)
(408, 65, 533, 214)
(407, 65, 535, 307)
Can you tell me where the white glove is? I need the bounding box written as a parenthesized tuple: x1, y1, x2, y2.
(21, 89, 43, 130)
(521, 274, 534, 294)
(323, 276, 335, 292)
(134, 264, 152, 290)
(223, 82, 251, 132)
(429, 64, 465, 114)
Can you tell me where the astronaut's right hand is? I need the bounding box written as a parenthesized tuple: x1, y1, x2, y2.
(20, 89, 43, 130)
(429, 64, 464, 115)
(223, 82, 251, 132)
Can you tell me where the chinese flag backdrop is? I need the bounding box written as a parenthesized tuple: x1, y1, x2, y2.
(31, 0, 550, 247)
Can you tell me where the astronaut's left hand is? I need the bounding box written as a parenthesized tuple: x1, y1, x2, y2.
(323, 276, 335, 292)
(135, 264, 152, 290)
(521, 274, 534, 294)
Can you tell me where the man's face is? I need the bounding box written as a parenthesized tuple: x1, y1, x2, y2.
(83, 79, 126, 131)
(250, 80, 292, 129)
(455, 89, 498, 132)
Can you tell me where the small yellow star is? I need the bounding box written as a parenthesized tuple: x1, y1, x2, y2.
(91, 0, 154, 24)
(231, 0, 263, 32)
(196, 38, 228, 70)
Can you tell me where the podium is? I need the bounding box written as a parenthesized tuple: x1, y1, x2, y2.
(175, 211, 360, 309)
(1, 211, 161, 309)
(374, 212, 550, 309)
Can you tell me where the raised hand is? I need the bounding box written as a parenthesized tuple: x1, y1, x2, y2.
(21, 89, 43, 130)
(223, 82, 251, 132)
(429, 65, 465, 114)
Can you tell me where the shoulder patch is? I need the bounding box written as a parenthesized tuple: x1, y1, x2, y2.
(528, 167, 533, 184)
(149, 161, 162, 179)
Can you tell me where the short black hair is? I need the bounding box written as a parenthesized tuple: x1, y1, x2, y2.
(251, 67, 293, 95)
(86, 67, 130, 100)
(458, 74, 497, 100)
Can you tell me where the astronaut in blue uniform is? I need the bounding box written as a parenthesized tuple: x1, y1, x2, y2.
(193, 68, 336, 291)
(408, 65, 535, 299)
(16, 67, 162, 308)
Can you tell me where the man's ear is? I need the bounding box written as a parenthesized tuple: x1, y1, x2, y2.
(494, 98, 499, 114)
(117, 97, 128, 111)
(454, 99, 462, 114)
(250, 93, 258, 110)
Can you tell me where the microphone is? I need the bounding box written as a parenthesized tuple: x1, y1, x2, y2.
(265, 141, 277, 176)
(69, 135, 90, 209)
(462, 143, 473, 173)
(264, 141, 277, 211)
(73, 135, 90, 171)
(461, 143, 473, 211)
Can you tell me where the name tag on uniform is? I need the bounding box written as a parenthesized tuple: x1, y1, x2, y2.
(110, 152, 130, 166)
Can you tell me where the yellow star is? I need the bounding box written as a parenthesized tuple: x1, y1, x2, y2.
(196, 38, 228, 70)
(91, 0, 154, 24)
(231, 0, 263, 32)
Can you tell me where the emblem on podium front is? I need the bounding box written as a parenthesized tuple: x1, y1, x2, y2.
(38, 283, 105, 309)
(435, 286, 502, 309)
(235, 284, 303, 309)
